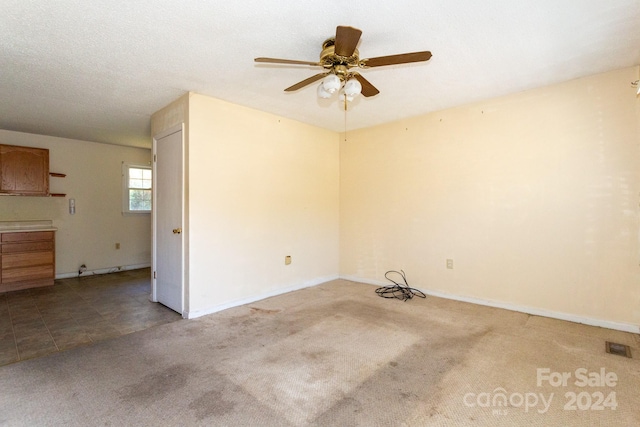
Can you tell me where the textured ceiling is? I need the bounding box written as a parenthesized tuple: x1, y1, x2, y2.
(1, 0, 639, 148)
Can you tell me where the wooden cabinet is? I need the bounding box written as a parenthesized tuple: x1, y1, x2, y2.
(0, 231, 55, 292)
(0, 144, 49, 196)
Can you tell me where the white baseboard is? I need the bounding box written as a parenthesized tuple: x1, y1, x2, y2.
(340, 275, 640, 334)
(56, 263, 150, 279)
(185, 274, 339, 319)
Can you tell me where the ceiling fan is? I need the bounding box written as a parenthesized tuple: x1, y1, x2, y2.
(254, 26, 432, 102)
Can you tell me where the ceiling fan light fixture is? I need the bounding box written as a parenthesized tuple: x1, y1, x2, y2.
(343, 78, 362, 97)
(322, 74, 341, 94)
(317, 83, 332, 99)
(255, 25, 433, 105)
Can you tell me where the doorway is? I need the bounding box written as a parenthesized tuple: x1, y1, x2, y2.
(152, 125, 185, 315)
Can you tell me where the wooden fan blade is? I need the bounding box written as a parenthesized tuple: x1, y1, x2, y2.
(255, 57, 321, 66)
(353, 73, 380, 97)
(284, 73, 328, 92)
(334, 26, 362, 57)
(361, 51, 432, 67)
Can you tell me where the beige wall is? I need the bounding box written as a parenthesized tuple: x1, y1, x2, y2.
(0, 130, 152, 276)
(150, 92, 189, 137)
(185, 94, 340, 315)
(340, 66, 640, 330)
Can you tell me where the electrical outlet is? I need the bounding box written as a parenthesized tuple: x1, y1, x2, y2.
(115, 243, 120, 250)
(446, 259, 453, 269)
(285, 255, 291, 265)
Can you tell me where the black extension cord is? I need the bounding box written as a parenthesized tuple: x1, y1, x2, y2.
(375, 270, 426, 302)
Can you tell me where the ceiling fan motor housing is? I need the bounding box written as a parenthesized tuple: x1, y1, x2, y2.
(320, 38, 360, 79)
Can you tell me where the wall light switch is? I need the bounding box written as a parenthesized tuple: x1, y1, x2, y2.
(285, 255, 291, 265)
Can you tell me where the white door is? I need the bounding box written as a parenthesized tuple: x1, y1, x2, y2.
(152, 126, 184, 314)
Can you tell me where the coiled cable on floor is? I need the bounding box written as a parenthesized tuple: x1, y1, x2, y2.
(375, 270, 426, 302)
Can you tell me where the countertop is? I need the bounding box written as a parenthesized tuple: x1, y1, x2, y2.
(0, 220, 58, 233)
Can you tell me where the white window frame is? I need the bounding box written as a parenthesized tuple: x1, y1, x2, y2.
(122, 162, 152, 214)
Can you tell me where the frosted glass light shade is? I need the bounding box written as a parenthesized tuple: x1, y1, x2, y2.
(343, 78, 362, 97)
(317, 83, 332, 99)
(322, 74, 341, 94)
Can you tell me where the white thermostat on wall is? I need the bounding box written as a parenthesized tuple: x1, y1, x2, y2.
(69, 198, 76, 215)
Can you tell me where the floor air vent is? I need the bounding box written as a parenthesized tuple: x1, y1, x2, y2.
(605, 341, 632, 358)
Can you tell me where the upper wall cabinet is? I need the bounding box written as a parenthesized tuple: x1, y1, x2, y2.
(0, 144, 49, 196)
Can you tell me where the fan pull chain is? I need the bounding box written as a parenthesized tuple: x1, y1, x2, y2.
(344, 94, 348, 141)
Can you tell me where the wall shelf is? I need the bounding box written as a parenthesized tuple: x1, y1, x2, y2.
(49, 172, 66, 197)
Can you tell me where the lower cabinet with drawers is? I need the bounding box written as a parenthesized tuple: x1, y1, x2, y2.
(0, 231, 55, 293)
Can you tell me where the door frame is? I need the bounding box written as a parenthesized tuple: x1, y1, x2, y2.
(151, 123, 186, 316)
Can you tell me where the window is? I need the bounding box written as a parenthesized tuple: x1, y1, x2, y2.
(123, 163, 152, 214)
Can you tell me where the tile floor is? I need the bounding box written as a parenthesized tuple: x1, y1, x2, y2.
(0, 268, 181, 366)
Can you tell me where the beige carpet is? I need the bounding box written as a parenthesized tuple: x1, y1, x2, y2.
(0, 279, 638, 426)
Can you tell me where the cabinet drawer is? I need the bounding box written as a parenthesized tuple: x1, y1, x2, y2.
(2, 265, 54, 284)
(2, 251, 53, 269)
(1, 231, 54, 243)
(1, 241, 54, 253)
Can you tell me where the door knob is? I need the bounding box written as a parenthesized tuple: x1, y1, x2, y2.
(172, 228, 182, 234)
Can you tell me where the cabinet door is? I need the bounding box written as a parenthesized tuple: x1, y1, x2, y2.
(0, 144, 49, 196)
